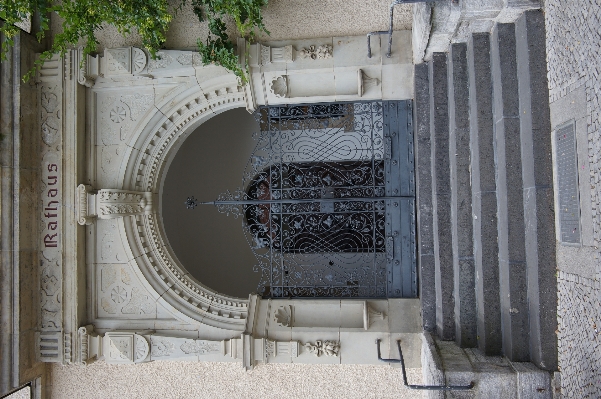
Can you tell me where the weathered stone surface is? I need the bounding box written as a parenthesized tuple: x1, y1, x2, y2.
(448, 43, 476, 349)
(430, 53, 455, 341)
(491, 21, 529, 362)
(414, 63, 436, 333)
(516, 10, 557, 371)
(545, 1, 601, 389)
(467, 32, 502, 356)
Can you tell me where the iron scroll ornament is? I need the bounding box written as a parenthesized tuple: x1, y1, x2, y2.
(186, 101, 416, 299)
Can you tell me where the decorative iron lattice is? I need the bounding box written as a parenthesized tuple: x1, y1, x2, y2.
(194, 101, 416, 298)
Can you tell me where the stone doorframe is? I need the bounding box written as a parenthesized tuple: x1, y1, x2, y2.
(104, 60, 250, 332)
(40, 37, 421, 369)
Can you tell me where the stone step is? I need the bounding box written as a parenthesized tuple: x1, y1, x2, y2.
(429, 52, 455, 341)
(414, 63, 437, 333)
(447, 43, 477, 349)
(490, 21, 531, 362)
(422, 332, 553, 399)
(515, 9, 557, 371)
(467, 32, 502, 355)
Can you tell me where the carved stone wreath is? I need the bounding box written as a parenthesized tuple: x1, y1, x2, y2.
(303, 340, 340, 357)
(297, 44, 333, 60)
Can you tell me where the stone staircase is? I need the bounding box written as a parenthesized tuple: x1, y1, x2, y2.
(415, 8, 557, 375)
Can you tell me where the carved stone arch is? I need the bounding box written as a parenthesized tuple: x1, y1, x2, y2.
(119, 71, 251, 331)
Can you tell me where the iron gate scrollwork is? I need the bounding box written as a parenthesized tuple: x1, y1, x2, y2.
(198, 101, 416, 298)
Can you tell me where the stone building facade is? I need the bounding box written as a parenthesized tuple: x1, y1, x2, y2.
(4, 0, 587, 398)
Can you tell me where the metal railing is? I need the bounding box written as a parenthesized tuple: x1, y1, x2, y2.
(367, 0, 443, 58)
(375, 339, 475, 391)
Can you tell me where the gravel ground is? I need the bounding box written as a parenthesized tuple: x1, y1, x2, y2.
(545, 0, 601, 397)
(50, 362, 425, 399)
(4, 387, 30, 399)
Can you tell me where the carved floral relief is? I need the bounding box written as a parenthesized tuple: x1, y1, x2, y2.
(303, 340, 340, 357)
(297, 44, 333, 60)
(151, 337, 176, 357)
(274, 305, 293, 327)
(97, 264, 155, 318)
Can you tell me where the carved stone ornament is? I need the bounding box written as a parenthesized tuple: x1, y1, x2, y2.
(104, 332, 143, 364)
(77, 327, 241, 365)
(274, 305, 293, 327)
(265, 339, 300, 359)
(135, 335, 150, 362)
(261, 45, 294, 64)
(151, 337, 176, 357)
(180, 340, 221, 355)
(359, 69, 380, 97)
(147, 52, 174, 71)
(265, 339, 276, 358)
(297, 44, 333, 60)
(176, 53, 203, 66)
(363, 302, 386, 330)
(116, 70, 250, 329)
(303, 340, 340, 357)
(77, 184, 154, 225)
(76, 47, 148, 87)
(270, 76, 288, 98)
(78, 325, 96, 365)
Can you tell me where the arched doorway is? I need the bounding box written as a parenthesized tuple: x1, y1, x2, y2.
(162, 108, 261, 299)
(173, 101, 417, 299)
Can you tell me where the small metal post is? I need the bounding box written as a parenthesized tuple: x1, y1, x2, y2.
(386, 2, 395, 58)
(375, 339, 475, 391)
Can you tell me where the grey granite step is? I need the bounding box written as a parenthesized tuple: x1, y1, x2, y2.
(429, 53, 455, 341)
(467, 32, 502, 355)
(414, 63, 437, 333)
(515, 9, 557, 371)
(491, 22, 530, 362)
(447, 43, 477, 349)
(422, 333, 553, 399)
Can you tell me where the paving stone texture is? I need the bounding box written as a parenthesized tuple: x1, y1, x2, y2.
(556, 271, 601, 398)
(545, 0, 601, 245)
(545, 0, 601, 397)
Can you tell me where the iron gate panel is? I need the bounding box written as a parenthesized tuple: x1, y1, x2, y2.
(206, 100, 416, 298)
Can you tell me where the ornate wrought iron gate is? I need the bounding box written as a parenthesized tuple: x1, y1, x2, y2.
(197, 101, 416, 298)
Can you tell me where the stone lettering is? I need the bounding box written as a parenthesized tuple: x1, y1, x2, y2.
(44, 233, 58, 247)
(42, 157, 60, 253)
(45, 200, 59, 211)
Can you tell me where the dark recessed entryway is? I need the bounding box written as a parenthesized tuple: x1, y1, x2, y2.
(161, 108, 261, 299)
